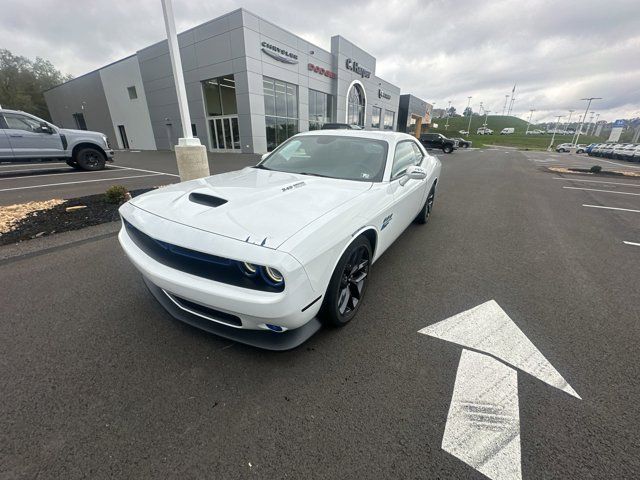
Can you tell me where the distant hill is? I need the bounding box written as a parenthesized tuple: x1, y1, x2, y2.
(431, 115, 529, 134)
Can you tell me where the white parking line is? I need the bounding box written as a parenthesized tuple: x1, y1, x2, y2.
(563, 186, 640, 196)
(0, 166, 70, 174)
(0, 168, 131, 182)
(0, 173, 165, 192)
(110, 165, 180, 177)
(598, 158, 640, 169)
(582, 204, 640, 213)
(623, 241, 640, 247)
(553, 177, 640, 188)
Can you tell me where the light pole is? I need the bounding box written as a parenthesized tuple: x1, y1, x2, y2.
(525, 109, 535, 135)
(565, 109, 574, 135)
(483, 110, 491, 131)
(593, 113, 600, 136)
(585, 111, 596, 136)
(161, 0, 210, 181)
(502, 95, 509, 116)
(466, 96, 473, 134)
(574, 97, 602, 146)
(479, 101, 484, 115)
(444, 100, 452, 131)
(547, 115, 563, 151)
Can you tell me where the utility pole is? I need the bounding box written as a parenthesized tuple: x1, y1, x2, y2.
(479, 101, 484, 115)
(502, 95, 509, 116)
(161, 0, 210, 181)
(483, 110, 491, 130)
(444, 100, 452, 131)
(525, 109, 535, 135)
(466, 96, 473, 135)
(507, 84, 516, 116)
(547, 115, 563, 151)
(574, 97, 602, 146)
(586, 111, 596, 136)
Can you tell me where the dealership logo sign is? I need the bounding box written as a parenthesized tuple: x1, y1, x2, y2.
(378, 89, 391, 100)
(261, 42, 298, 64)
(345, 58, 371, 78)
(308, 63, 337, 79)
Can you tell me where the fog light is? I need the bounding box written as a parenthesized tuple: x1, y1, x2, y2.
(266, 324, 283, 332)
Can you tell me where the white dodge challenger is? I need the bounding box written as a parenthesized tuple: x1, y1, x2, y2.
(118, 130, 441, 350)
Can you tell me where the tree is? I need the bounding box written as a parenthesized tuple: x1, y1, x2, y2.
(0, 49, 72, 121)
(463, 106, 472, 116)
(446, 106, 457, 117)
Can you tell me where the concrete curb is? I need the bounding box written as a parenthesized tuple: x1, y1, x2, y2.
(0, 221, 121, 264)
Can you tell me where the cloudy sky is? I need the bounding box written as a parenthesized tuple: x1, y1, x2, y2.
(2, 0, 639, 123)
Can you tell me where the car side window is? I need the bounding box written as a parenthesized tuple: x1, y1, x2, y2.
(411, 142, 424, 164)
(3, 113, 41, 133)
(391, 141, 418, 179)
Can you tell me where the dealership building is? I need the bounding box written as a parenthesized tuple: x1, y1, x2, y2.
(44, 8, 405, 154)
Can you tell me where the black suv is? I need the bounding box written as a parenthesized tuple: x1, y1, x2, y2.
(419, 133, 458, 154)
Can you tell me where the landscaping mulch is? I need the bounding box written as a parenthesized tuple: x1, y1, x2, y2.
(547, 166, 640, 177)
(0, 188, 155, 246)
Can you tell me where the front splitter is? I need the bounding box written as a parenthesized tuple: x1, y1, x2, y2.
(143, 277, 322, 351)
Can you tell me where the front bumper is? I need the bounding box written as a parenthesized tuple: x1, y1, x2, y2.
(106, 149, 115, 160)
(118, 202, 324, 349)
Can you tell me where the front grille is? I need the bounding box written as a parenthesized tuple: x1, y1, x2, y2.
(123, 219, 284, 293)
(166, 292, 242, 327)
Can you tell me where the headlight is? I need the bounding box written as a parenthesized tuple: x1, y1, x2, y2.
(102, 135, 110, 147)
(238, 262, 258, 277)
(261, 266, 284, 286)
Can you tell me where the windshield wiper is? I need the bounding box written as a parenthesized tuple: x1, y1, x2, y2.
(253, 164, 271, 170)
(298, 172, 332, 178)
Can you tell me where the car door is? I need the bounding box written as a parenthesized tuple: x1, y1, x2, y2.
(385, 140, 427, 240)
(1, 112, 64, 159)
(0, 125, 13, 159)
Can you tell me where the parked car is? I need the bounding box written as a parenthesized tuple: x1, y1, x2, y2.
(458, 130, 469, 135)
(599, 143, 617, 158)
(419, 132, 458, 153)
(476, 127, 493, 135)
(632, 146, 640, 162)
(614, 144, 634, 159)
(585, 143, 599, 154)
(500, 127, 515, 135)
(453, 137, 472, 148)
(321, 123, 363, 130)
(118, 130, 441, 350)
(555, 143, 573, 152)
(0, 108, 114, 170)
(526, 129, 545, 135)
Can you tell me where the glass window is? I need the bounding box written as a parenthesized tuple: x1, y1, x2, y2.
(391, 141, 418, 179)
(127, 86, 138, 100)
(309, 89, 333, 130)
(411, 142, 424, 162)
(219, 76, 237, 115)
(260, 135, 388, 182)
(347, 84, 365, 127)
(3, 113, 42, 132)
(371, 107, 382, 129)
(203, 79, 223, 116)
(263, 76, 299, 151)
(384, 110, 395, 130)
(202, 75, 237, 117)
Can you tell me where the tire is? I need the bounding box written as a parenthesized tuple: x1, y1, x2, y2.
(66, 159, 81, 170)
(463, 144, 469, 149)
(415, 184, 436, 225)
(319, 236, 372, 327)
(443, 145, 453, 154)
(75, 147, 106, 171)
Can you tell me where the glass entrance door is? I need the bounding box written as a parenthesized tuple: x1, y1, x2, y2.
(207, 115, 240, 151)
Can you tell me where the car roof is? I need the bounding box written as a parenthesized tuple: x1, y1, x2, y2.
(0, 109, 27, 115)
(295, 129, 416, 143)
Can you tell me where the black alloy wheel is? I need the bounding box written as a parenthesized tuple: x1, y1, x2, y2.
(76, 147, 106, 171)
(320, 236, 371, 327)
(443, 145, 453, 154)
(415, 185, 436, 224)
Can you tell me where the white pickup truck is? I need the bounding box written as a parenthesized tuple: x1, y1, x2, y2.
(0, 108, 114, 170)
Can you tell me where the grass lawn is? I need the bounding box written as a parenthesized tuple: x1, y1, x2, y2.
(429, 115, 604, 150)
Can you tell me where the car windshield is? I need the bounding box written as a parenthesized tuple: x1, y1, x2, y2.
(259, 135, 388, 182)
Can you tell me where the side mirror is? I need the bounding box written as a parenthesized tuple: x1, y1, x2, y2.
(39, 122, 53, 134)
(261, 153, 269, 161)
(399, 165, 427, 186)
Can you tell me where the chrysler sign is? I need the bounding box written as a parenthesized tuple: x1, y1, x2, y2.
(261, 41, 298, 64)
(345, 58, 371, 78)
(378, 89, 391, 100)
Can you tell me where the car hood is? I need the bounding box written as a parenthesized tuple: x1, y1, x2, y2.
(129, 167, 372, 249)
(59, 128, 104, 138)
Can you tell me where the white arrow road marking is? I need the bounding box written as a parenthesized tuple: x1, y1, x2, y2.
(444, 349, 521, 480)
(418, 299, 580, 399)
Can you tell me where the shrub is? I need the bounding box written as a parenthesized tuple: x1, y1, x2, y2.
(590, 165, 602, 173)
(105, 185, 129, 204)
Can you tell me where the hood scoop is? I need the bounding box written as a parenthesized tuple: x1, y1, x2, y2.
(189, 192, 227, 208)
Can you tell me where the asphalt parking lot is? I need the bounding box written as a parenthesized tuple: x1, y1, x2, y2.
(2, 148, 639, 479)
(0, 151, 259, 205)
